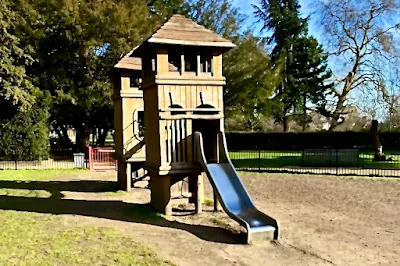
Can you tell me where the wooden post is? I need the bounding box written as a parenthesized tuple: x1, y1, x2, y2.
(213, 189, 222, 212)
(196, 174, 204, 214)
(150, 173, 172, 216)
(180, 53, 185, 75)
(196, 53, 201, 76)
(189, 174, 204, 214)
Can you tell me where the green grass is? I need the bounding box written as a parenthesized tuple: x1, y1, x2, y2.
(0, 169, 88, 181)
(0, 211, 172, 266)
(0, 170, 173, 266)
(229, 151, 400, 170)
(204, 199, 214, 207)
(103, 190, 129, 196)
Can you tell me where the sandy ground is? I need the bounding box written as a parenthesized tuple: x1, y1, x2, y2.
(17, 172, 400, 266)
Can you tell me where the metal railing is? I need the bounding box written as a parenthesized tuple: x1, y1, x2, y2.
(0, 149, 78, 170)
(229, 149, 400, 177)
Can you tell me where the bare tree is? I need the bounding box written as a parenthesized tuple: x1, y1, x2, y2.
(317, 0, 400, 130)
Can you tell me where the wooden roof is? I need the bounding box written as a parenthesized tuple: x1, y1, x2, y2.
(114, 49, 141, 70)
(114, 49, 178, 71)
(145, 14, 235, 48)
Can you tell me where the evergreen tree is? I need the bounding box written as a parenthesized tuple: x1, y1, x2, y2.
(224, 34, 277, 131)
(0, 0, 50, 159)
(291, 37, 333, 131)
(254, 0, 333, 131)
(12, 0, 154, 151)
(0, 0, 37, 110)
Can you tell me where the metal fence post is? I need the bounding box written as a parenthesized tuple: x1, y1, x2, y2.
(14, 149, 17, 170)
(88, 146, 93, 170)
(258, 147, 261, 173)
(336, 148, 339, 176)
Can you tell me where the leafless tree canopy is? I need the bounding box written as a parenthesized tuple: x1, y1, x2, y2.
(317, 0, 400, 130)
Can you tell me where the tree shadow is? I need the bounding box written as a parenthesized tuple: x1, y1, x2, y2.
(0, 180, 245, 244)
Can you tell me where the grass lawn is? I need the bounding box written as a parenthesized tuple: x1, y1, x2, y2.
(0, 169, 86, 181)
(0, 170, 173, 266)
(229, 151, 400, 170)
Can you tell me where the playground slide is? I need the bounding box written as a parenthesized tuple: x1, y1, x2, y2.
(194, 131, 279, 243)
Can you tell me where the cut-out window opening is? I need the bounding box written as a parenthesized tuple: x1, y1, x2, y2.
(193, 104, 218, 115)
(200, 54, 212, 73)
(129, 71, 141, 88)
(133, 111, 144, 138)
(168, 48, 181, 72)
(184, 51, 197, 72)
(138, 111, 144, 137)
(143, 53, 156, 77)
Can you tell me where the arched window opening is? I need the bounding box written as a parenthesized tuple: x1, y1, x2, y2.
(168, 48, 181, 73)
(169, 104, 186, 115)
(193, 104, 218, 115)
(133, 111, 145, 139)
(129, 71, 141, 88)
(200, 53, 212, 73)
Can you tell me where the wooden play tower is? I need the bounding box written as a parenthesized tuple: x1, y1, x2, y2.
(114, 15, 279, 242)
(115, 14, 234, 215)
(113, 50, 146, 191)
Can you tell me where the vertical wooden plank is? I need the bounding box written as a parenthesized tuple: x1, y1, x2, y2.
(171, 119, 176, 163)
(156, 49, 169, 75)
(186, 119, 193, 163)
(191, 85, 197, 108)
(186, 85, 191, 110)
(177, 119, 182, 162)
(161, 84, 166, 109)
(203, 85, 208, 105)
(183, 119, 187, 162)
(165, 120, 170, 163)
(181, 85, 186, 109)
(196, 54, 201, 76)
(213, 85, 219, 109)
(180, 53, 185, 75)
(168, 120, 173, 163)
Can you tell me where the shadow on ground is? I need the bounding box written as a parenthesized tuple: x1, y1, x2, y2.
(0, 180, 245, 244)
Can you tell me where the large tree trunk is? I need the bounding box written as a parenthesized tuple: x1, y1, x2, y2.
(282, 116, 288, 132)
(54, 123, 73, 148)
(371, 120, 386, 161)
(302, 94, 307, 132)
(75, 122, 90, 152)
(96, 128, 109, 146)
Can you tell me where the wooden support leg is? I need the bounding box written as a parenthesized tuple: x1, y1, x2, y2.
(189, 174, 204, 214)
(117, 162, 131, 192)
(213, 189, 222, 212)
(196, 174, 204, 214)
(150, 174, 172, 216)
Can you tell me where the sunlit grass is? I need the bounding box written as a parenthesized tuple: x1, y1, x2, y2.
(0, 169, 87, 181)
(0, 211, 173, 266)
(229, 151, 400, 169)
(0, 170, 174, 266)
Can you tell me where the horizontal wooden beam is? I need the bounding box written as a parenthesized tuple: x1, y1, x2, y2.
(159, 114, 223, 120)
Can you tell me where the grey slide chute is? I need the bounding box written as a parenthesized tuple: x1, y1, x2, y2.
(194, 131, 279, 243)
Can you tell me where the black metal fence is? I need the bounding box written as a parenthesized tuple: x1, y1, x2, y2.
(2, 145, 400, 177)
(0, 149, 84, 170)
(229, 149, 400, 177)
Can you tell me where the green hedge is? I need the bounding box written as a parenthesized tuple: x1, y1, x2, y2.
(0, 104, 50, 161)
(225, 132, 400, 151)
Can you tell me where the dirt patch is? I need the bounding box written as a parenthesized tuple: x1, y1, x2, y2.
(29, 172, 400, 265)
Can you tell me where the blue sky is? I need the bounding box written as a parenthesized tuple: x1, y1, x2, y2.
(232, 0, 320, 39)
(231, 0, 388, 120)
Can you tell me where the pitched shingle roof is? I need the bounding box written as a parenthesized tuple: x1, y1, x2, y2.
(114, 49, 141, 70)
(145, 14, 235, 48)
(114, 48, 178, 71)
